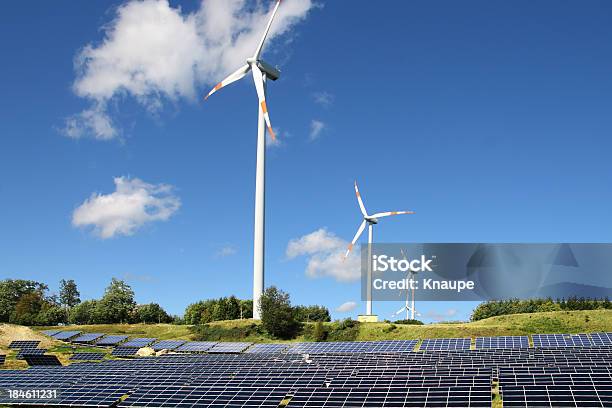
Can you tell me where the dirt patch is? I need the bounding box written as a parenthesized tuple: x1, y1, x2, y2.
(0, 324, 57, 349)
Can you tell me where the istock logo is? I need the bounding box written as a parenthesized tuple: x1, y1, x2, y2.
(372, 254, 435, 273)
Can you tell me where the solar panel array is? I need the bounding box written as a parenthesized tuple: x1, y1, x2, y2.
(151, 339, 187, 351)
(174, 341, 218, 353)
(532, 333, 594, 348)
(95, 334, 129, 346)
(111, 347, 139, 357)
(207, 342, 253, 353)
(23, 354, 62, 366)
(41, 329, 61, 336)
(475, 336, 528, 349)
(71, 332, 105, 343)
(287, 340, 418, 354)
(0, 355, 5, 366)
(121, 338, 157, 348)
(3, 333, 612, 406)
(16, 347, 47, 360)
(245, 343, 289, 354)
(70, 352, 106, 361)
(420, 337, 471, 351)
(590, 332, 612, 346)
(52, 330, 82, 341)
(8, 340, 41, 349)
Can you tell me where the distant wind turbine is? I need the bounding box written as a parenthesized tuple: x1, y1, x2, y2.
(344, 181, 415, 318)
(204, 0, 283, 320)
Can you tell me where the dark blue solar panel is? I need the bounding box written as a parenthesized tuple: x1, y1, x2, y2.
(52, 331, 82, 341)
(70, 333, 105, 343)
(95, 335, 129, 346)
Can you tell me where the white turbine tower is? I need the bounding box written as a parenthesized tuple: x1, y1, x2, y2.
(400, 248, 419, 320)
(204, 0, 283, 320)
(344, 181, 415, 319)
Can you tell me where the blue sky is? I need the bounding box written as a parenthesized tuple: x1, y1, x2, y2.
(1, 0, 611, 322)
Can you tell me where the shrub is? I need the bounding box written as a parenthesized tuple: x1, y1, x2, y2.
(259, 286, 301, 339)
(394, 319, 424, 325)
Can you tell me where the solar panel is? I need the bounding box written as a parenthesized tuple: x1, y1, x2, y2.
(23, 354, 62, 366)
(174, 341, 218, 353)
(41, 329, 61, 336)
(111, 347, 139, 357)
(121, 338, 157, 348)
(118, 385, 289, 407)
(501, 384, 610, 407)
(287, 340, 418, 354)
(52, 330, 82, 341)
(475, 336, 528, 349)
(150, 340, 187, 351)
(532, 333, 594, 348)
(71, 333, 105, 343)
(0, 355, 5, 365)
(207, 342, 253, 353)
(8, 340, 41, 349)
(287, 386, 492, 408)
(245, 343, 289, 354)
(95, 335, 129, 346)
(420, 338, 472, 351)
(70, 352, 105, 361)
(16, 348, 47, 360)
(590, 332, 612, 347)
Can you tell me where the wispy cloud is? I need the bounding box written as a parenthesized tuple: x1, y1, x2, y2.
(216, 244, 237, 258)
(286, 228, 360, 282)
(312, 91, 334, 108)
(72, 176, 180, 239)
(63, 0, 316, 140)
(335, 301, 357, 313)
(309, 119, 325, 141)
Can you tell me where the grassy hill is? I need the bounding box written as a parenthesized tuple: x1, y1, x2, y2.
(29, 309, 612, 343)
(0, 310, 609, 372)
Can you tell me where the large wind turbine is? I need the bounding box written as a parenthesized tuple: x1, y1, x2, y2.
(344, 182, 415, 318)
(204, 0, 283, 320)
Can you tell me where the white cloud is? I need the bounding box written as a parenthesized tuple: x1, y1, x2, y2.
(72, 176, 180, 238)
(286, 228, 361, 282)
(64, 0, 315, 140)
(312, 91, 334, 107)
(216, 245, 238, 258)
(309, 119, 325, 140)
(335, 301, 357, 313)
(426, 308, 458, 322)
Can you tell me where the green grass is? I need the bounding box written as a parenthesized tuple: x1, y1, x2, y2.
(35, 309, 612, 344)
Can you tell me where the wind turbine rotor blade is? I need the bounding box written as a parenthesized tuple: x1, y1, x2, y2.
(354, 181, 368, 217)
(253, 0, 282, 60)
(344, 220, 366, 258)
(393, 306, 406, 316)
(204, 64, 250, 100)
(251, 64, 276, 140)
(370, 210, 415, 219)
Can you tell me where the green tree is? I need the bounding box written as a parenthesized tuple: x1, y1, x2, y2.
(259, 286, 301, 339)
(97, 278, 136, 323)
(133, 303, 172, 323)
(59, 279, 80, 308)
(69, 300, 99, 324)
(295, 305, 331, 322)
(0, 279, 48, 322)
(11, 292, 45, 325)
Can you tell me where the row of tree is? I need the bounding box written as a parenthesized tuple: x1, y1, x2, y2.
(471, 297, 612, 321)
(184, 295, 330, 326)
(0, 278, 173, 326)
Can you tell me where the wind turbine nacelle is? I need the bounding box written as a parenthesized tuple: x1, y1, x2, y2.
(257, 60, 281, 81)
(366, 217, 379, 224)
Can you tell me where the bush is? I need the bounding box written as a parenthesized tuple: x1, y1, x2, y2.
(312, 321, 328, 342)
(470, 297, 610, 321)
(259, 286, 301, 339)
(190, 322, 264, 341)
(394, 319, 424, 325)
(294, 305, 331, 322)
(326, 319, 360, 342)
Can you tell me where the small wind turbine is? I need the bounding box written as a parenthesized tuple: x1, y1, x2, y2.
(344, 181, 415, 317)
(204, 0, 283, 320)
(392, 303, 421, 319)
(402, 248, 419, 320)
